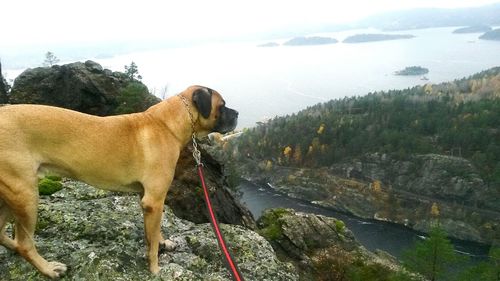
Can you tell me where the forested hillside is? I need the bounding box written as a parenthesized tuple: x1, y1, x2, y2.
(235, 67, 500, 185)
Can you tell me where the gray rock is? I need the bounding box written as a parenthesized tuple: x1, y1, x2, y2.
(257, 208, 402, 280)
(103, 69, 113, 76)
(8, 60, 160, 116)
(0, 181, 296, 280)
(84, 60, 103, 73)
(171, 145, 256, 229)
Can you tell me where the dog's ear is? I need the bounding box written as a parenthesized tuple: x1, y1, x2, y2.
(192, 88, 212, 118)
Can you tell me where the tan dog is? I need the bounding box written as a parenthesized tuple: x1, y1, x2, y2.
(0, 85, 238, 278)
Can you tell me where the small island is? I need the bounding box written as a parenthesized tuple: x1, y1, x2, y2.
(343, 33, 414, 43)
(479, 28, 500, 41)
(452, 25, 492, 34)
(283, 36, 338, 46)
(394, 66, 429, 76)
(257, 42, 280, 47)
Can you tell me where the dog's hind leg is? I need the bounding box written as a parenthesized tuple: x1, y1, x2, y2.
(138, 193, 176, 255)
(0, 198, 16, 250)
(6, 179, 67, 279)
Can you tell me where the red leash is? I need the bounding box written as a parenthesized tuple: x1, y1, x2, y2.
(178, 94, 244, 280)
(197, 165, 245, 281)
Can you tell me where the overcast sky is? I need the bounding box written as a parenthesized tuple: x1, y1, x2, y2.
(2, 0, 499, 47)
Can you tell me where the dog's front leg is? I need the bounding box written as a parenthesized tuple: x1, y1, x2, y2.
(140, 189, 168, 274)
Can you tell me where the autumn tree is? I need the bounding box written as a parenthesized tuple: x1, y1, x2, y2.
(431, 202, 440, 217)
(317, 123, 325, 134)
(283, 146, 292, 163)
(265, 160, 273, 171)
(372, 180, 382, 192)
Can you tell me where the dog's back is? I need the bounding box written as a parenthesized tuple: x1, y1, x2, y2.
(0, 104, 146, 190)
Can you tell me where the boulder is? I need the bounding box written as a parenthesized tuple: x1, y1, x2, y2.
(0, 182, 296, 280)
(171, 145, 256, 229)
(257, 208, 405, 280)
(8, 60, 160, 115)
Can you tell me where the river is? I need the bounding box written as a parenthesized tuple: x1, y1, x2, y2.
(238, 180, 491, 260)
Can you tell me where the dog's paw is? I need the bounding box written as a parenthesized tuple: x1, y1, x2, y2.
(45, 261, 67, 279)
(150, 264, 161, 275)
(158, 239, 177, 255)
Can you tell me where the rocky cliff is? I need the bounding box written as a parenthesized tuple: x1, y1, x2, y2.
(240, 153, 500, 244)
(8, 60, 160, 115)
(256, 208, 412, 281)
(171, 145, 255, 228)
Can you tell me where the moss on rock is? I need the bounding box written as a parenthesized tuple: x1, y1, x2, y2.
(257, 208, 291, 241)
(38, 177, 63, 195)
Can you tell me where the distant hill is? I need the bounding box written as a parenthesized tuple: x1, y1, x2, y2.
(235, 67, 500, 184)
(258, 42, 280, 47)
(358, 3, 500, 30)
(479, 28, 500, 41)
(283, 36, 338, 46)
(342, 33, 414, 43)
(452, 25, 492, 34)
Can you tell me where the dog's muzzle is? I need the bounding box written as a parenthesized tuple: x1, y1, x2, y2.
(213, 107, 238, 134)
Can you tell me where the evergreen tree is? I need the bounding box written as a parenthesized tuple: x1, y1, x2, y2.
(114, 82, 150, 114)
(43, 51, 60, 66)
(124, 61, 142, 80)
(459, 246, 500, 281)
(402, 225, 463, 281)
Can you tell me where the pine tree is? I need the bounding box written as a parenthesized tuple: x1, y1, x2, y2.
(459, 246, 500, 281)
(124, 62, 142, 80)
(43, 51, 60, 66)
(402, 225, 463, 281)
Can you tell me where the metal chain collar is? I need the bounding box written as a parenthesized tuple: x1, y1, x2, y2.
(178, 95, 202, 166)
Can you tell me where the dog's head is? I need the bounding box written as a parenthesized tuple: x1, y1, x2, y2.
(187, 86, 238, 136)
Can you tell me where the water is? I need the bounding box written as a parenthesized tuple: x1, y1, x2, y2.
(4, 27, 500, 128)
(86, 27, 500, 128)
(238, 180, 491, 260)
